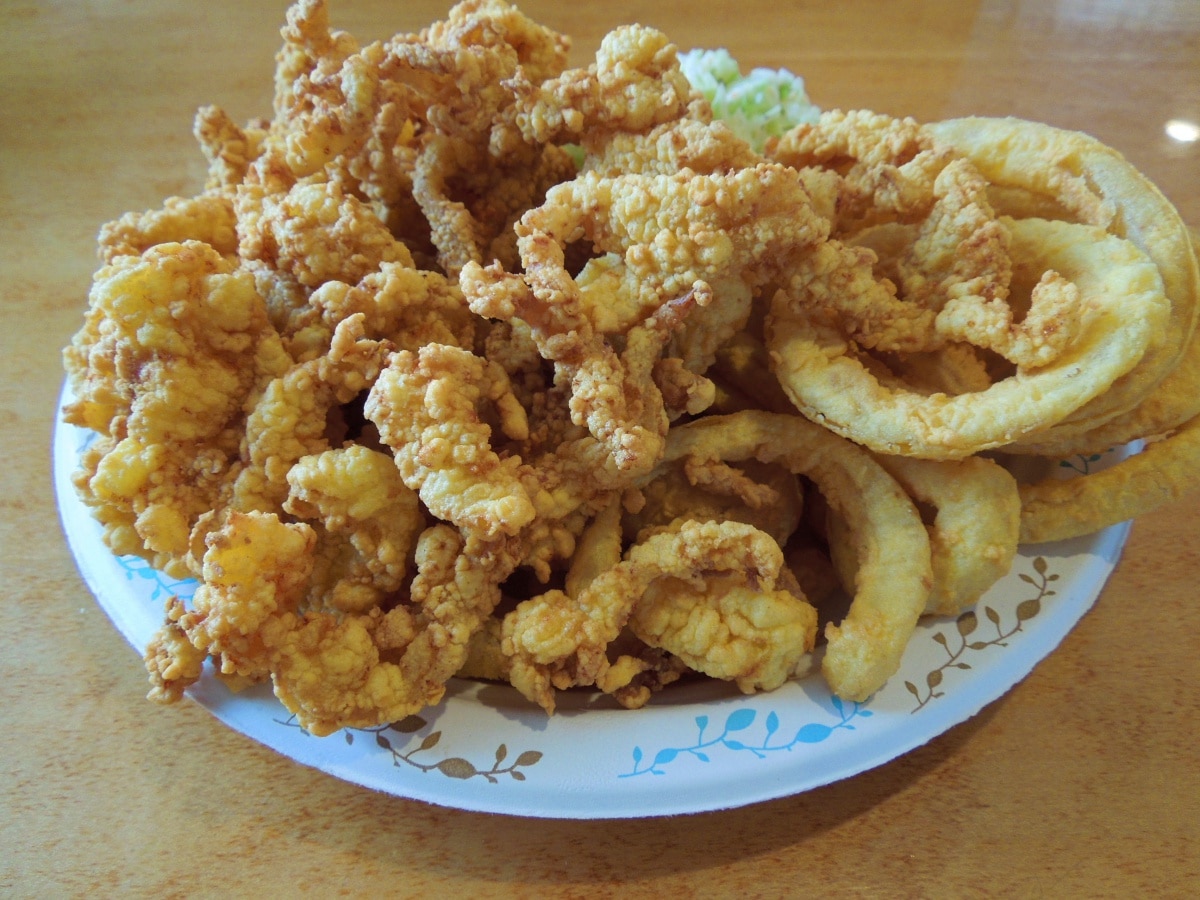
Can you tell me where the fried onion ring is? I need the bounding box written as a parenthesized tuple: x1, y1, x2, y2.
(1019, 413, 1200, 543)
(928, 117, 1200, 438)
(767, 217, 1171, 458)
(829, 455, 1019, 616)
(1012, 231, 1200, 456)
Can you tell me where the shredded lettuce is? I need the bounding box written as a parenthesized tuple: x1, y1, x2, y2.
(678, 48, 820, 151)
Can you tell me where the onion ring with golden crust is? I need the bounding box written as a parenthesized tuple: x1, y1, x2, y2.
(656, 410, 933, 702)
(878, 455, 1019, 616)
(928, 117, 1200, 440)
(828, 455, 1020, 616)
(1012, 232, 1200, 457)
(1019, 413, 1200, 543)
(767, 217, 1171, 459)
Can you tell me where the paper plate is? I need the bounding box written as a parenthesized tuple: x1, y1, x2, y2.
(54, 385, 1130, 818)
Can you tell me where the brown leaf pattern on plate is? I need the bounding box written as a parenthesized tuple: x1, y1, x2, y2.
(278, 713, 544, 783)
(906, 556, 1059, 712)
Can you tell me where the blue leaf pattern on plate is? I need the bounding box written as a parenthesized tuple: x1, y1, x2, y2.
(116, 555, 198, 602)
(620, 698, 872, 777)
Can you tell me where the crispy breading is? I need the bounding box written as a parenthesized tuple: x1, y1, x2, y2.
(63, 241, 291, 574)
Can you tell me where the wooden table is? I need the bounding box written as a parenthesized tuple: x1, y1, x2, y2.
(3, 0, 1198, 894)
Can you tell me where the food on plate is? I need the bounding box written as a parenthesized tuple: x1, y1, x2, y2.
(927, 117, 1200, 450)
(1017, 411, 1200, 544)
(767, 215, 1171, 458)
(62, 0, 1200, 734)
(655, 411, 933, 702)
(828, 455, 1020, 617)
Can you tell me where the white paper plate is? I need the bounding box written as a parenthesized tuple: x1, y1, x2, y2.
(54, 384, 1130, 818)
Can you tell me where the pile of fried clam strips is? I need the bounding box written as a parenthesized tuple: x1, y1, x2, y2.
(61, 0, 1200, 736)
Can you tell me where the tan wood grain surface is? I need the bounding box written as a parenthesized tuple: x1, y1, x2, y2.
(2, 0, 1198, 895)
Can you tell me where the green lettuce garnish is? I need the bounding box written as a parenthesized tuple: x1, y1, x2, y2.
(679, 48, 820, 151)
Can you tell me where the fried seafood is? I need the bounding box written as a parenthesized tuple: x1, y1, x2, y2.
(771, 110, 954, 231)
(98, 193, 239, 265)
(629, 565, 817, 694)
(624, 455, 804, 547)
(284, 444, 424, 613)
(63, 241, 292, 576)
(502, 519, 816, 711)
(657, 411, 933, 702)
(231, 313, 392, 515)
(63, 0, 1200, 734)
(509, 23, 694, 148)
(147, 510, 520, 735)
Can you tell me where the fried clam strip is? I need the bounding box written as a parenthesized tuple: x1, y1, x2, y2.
(232, 171, 419, 361)
(193, 104, 268, 191)
(235, 177, 416, 293)
(266, 0, 524, 181)
(659, 411, 932, 702)
(522, 164, 825, 334)
(627, 527, 818, 696)
(271, 0, 358, 123)
(363, 299, 695, 583)
(146, 511, 519, 735)
(624, 455, 804, 548)
(768, 217, 1170, 459)
(506, 24, 808, 364)
(510, 23, 694, 150)
(363, 342, 535, 539)
(245, 0, 577, 274)
(404, 2, 577, 275)
(456, 494, 672, 700)
(828, 456, 1020, 616)
(769, 109, 954, 231)
(98, 193, 239, 265)
(267, 0, 415, 238)
(587, 115, 762, 180)
(564, 495, 689, 708)
(1019, 413, 1200, 544)
(411, 133, 576, 277)
(928, 117, 1200, 445)
(230, 314, 391, 517)
(425, 9, 576, 272)
(600, 455, 809, 705)
(306, 261, 476, 358)
(460, 257, 697, 479)
(283, 444, 424, 614)
(62, 241, 291, 577)
(501, 519, 811, 712)
(461, 160, 826, 449)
